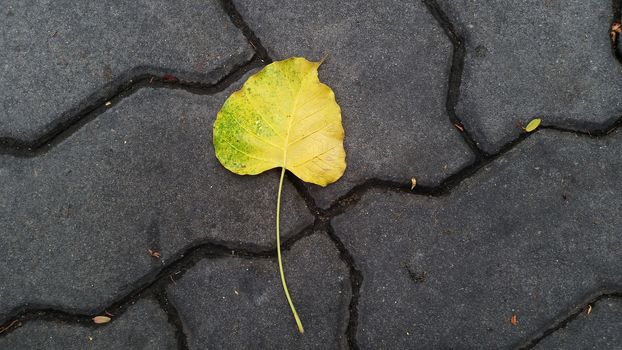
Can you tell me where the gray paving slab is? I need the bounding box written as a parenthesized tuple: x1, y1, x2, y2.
(233, 0, 476, 207)
(0, 0, 253, 142)
(167, 233, 351, 350)
(0, 299, 177, 350)
(332, 129, 622, 349)
(438, 0, 622, 153)
(534, 298, 622, 350)
(0, 83, 312, 321)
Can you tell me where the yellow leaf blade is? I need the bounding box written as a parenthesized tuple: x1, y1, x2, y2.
(525, 118, 541, 132)
(213, 57, 346, 186)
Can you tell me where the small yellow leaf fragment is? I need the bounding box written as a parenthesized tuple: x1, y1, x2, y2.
(510, 314, 518, 326)
(410, 177, 417, 190)
(586, 304, 592, 315)
(92, 316, 111, 324)
(525, 118, 541, 132)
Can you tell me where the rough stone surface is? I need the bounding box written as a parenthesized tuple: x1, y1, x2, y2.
(534, 298, 622, 350)
(332, 129, 622, 349)
(0, 299, 177, 350)
(167, 233, 351, 349)
(234, 0, 476, 207)
(438, 0, 622, 153)
(0, 83, 312, 321)
(0, 0, 253, 142)
(2, 0, 622, 348)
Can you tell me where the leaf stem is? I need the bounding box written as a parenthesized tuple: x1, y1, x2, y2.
(276, 166, 305, 334)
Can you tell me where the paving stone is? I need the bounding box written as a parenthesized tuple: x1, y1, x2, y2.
(438, 0, 622, 154)
(332, 129, 622, 348)
(0, 299, 177, 350)
(167, 233, 350, 349)
(0, 0, 253, 142)
(0, 82, 313, 321)
(234, 0, 476, 208)
(534, 298, 622, 350)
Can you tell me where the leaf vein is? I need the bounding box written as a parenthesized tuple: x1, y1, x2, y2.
(287, 121, 337, 147)
(226, 113, 284, 151)
(292, 144, 340, 167)
(221, 139, 277, 165)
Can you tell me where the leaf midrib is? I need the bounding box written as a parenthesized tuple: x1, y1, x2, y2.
(281, 63, 316, 169)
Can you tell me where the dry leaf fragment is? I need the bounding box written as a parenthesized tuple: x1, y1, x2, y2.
(525, 118, 541, 132)
(510, 314, 518, 326)
(148, 249, 161, 258)
(453, 123, 464, 132)
(586, 304, 592, 315)
(611, 21, 621, 42)
(92, 316, 111, 324)
(104, 101, 112, 106)
(0, 320, 20, 334)
(410, 177, 417, 190)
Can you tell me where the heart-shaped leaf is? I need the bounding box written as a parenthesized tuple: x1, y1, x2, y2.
(214, 57, 346, 185)
(213, 57, 346, 334)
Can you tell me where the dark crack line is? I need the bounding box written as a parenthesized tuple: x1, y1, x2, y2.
(0, 0, 272, 158)
(0, 55, 264, 158)
(219, 0, 272, 64)
(324, 223, 362, 350)
(154, 287, 190, 350)
(324, 117, 622, 217)
(287, 171, 323, 217)
(515, 289, 622, 350)
(424, 0, 622, 158)
(0, 293, 165, 334)
(422, 0, 485, 159)
(0, 224, 316, 336)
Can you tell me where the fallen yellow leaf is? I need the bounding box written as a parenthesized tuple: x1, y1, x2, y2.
(214, 57, 346, 186)
(213, 57, 347, 334)
(525, 118, 541, 132)
(410, 177, 417, 190)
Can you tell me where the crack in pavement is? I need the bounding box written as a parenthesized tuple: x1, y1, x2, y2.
(0, 223, 317, 336)
(325, 223, 363, 350)
(516, 290, 622, 350)
(154, 287, 190, 350)
(0, 55, 264, 158)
